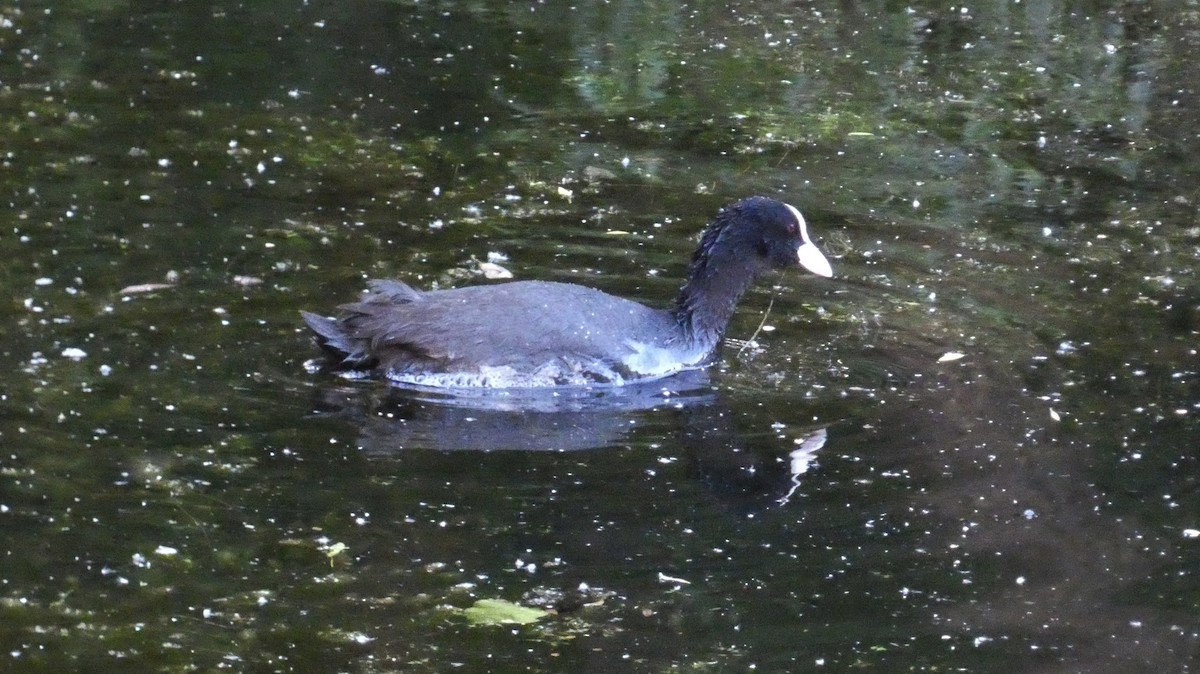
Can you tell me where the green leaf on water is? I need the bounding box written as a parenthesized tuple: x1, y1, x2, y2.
(463, 598, 549, 626)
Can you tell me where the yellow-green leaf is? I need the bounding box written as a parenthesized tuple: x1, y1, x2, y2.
(463, 599, 549, 626)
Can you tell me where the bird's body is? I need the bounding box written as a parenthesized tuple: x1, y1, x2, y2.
(303, 196, 833, 388)
(303, 280, 704, 387)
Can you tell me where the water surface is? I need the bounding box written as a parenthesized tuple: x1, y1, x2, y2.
(2, 1, 1198, 672)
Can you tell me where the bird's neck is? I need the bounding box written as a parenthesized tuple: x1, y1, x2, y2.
(672, 246, 760, 350)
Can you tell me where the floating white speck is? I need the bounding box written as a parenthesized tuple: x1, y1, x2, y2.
(657, 572, 691, 585)
(1049, 408, 1061, 421)
(937, 351, 965, 362)
(34, 277, 53, 286)
(155, 545, 178, 556)
(99, 364, 113, 376)
(61, 347, 87, 360)
(1015, 576, 1026, 585)
(1183, 528, 1200, 539)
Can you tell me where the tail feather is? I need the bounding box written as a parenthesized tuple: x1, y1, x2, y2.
(301, 311, 345, 347)
(302, 280, 426, 374)
(301, 310, 370, 368)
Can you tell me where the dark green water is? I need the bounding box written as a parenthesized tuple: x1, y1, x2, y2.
(2, 1, 1197, 672)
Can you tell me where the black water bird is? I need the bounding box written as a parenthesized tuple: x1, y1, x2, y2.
(302, 196, 833, 387)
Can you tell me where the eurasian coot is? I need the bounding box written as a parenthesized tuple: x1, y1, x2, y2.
(302, 196, 833, 387)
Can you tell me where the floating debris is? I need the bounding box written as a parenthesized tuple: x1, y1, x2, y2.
(463, 598, 549, 626)
(119, 283, 174, 295)
(657, 572, 691, 586)
(582, 165, 617, 182)
(937, 351, 965, 362)
(323, 542, 348, 567)
(478, 258, 512, 279)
